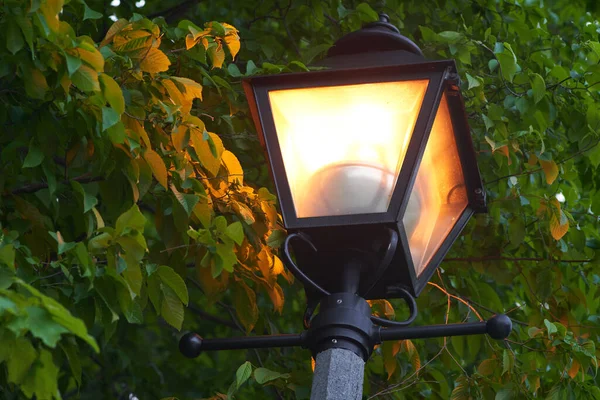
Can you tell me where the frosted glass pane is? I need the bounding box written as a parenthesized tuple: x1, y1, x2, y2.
(403, 94, 468, 276)
(269, 80, 429, 218)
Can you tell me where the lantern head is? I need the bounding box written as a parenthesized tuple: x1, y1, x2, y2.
(243, 15, 485, 299)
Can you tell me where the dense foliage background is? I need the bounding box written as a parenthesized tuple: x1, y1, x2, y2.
(1, 0, 600, 398)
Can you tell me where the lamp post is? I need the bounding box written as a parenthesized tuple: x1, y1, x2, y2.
(179, 14, 512, 399)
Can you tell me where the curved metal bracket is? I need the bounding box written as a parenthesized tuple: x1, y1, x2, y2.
(370, 287, 418, 327)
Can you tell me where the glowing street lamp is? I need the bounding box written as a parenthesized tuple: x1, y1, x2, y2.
(242, 14, 486, 299)
(180, 14, 510, 399)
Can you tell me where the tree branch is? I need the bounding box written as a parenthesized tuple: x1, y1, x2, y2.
(484, 139, 600, 185)
(187, 304, 240, 330)
(444, 256, 591, 263)
(147, 0, 201, 23)
(8, 175, 104, 195)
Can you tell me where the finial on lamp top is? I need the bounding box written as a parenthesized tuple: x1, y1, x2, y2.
(325, 11, 423, 58)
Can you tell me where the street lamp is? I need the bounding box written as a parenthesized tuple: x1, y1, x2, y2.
(180, 14, 511, 399)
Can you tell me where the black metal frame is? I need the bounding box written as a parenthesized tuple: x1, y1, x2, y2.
(243, 60, 485, 297)
(180, 311, 512, 361)
(180, 261, 512, 362)
(244, 61, 458, 230)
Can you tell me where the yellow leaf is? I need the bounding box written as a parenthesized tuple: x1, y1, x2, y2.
(192, 202, 213, 228)
(222, 23, 239, 33)
(233, 201, 256, 225)
(221, 150, 243, 185)
(161, 79, 185, 107)
(113, 30, 152, 52)
(568, 360, 580, 379)
(369, 299, 395, 319)
(402, 340, 421, 373)
(208, 44, 225, 69)
(192, 28, 212, 40)
(171, 125, 189, 153)
(185, 34, 197, 50)
(540, 159, 559, 185)
(266, 283, 284, 314)
(382, 341, 397, 379)
(99, 74, 124, 114)
(527, 153, 538, 166)
(143, 149, 168, 189)
(190, 129, 223, 177)
(101, 19, 130, 47)
(272, 255, 284, 275)
(234, 280, 258, 332)
(172, 77, 203, 101)
(139, 48, 171, 74)
(257, 248, 273, 281)
(59, 74, 71, 93)
(92, 207, 104, 229)
(24, 68, 49, 99)
(260, 201, 278, 227)
(123, 115, 150, 148)
(69, 46, 104, 72)
(40, 0, 64, 33)
(550, 212, 569, 240)
(225, 33, 240, 60)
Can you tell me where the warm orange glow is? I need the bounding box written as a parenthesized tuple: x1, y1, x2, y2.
(269, 80, 429, 218)
(403, 94, 468, 276)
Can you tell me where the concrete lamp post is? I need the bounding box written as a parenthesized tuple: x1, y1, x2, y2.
(179, 14, 512, 399)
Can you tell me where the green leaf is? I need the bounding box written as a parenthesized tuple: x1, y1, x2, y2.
(7, 336, 37, 384)
(115, 204, 146, 236)
(71, 180, 98, 213)
(235, 361, 253, 389)
(438, 31, 463, 43)
(72, 65, 100, 92)
(99, 73, 125, 114)
(544, 319, 558, 337)
(495, 385, 514, 400)
(216, 242, 237, 273)
(171, 184, 200, 217)
(531, 73, 545, 104)
(15, 15, 34, 54)
(355, 3, 378, 22)
(49, 231, 77, 255)
(23, 144, 44, 168)
(61, 341, 82, 387)
(18, 281, 100, 352)
(81, 1, 103, 20)
(160, 284, 184, 330)
(65, 53, 83, 76)
(465, 73, 481, 90)
(267, 230, 286, 249)
(0, 244, 16, 269)
(253, 367, 290, 384)
(225, 221, 244, 245)
(7, 20, 25, 55)
(20, 349, 59, 400)
(11, 306, 69, 347)
(122, 254, 143, 295)
(157, 265, 189, 306)
(102, 106, 120, 131)
(495, 43, 518, 82)
(107, 121, 126, 144)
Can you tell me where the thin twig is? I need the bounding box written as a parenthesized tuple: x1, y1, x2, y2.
(8, 175, 103, 195)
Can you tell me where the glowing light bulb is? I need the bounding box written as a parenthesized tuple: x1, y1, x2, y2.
(301, 163, 394, 216)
